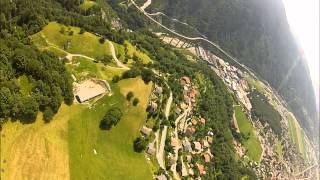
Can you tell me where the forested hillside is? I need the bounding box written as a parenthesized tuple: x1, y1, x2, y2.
(147, 0, 317, 138)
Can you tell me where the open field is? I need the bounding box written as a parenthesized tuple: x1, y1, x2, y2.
(68, 77, 153, 180)
(66, 57, 124, 81)
(30, 22, 111, 59)
(234, 106, 262, 162)
(287, 113, 307, 159)
(275, 139, 283, 159)
(124, 41, 152, 64)
(0, 104, 80, 180)
(79, 0, 97, 10)
(1, 78, 154, 180)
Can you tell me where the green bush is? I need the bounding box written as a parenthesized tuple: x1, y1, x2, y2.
(99, 107, 123, 130)
(132, 98, 139, 106)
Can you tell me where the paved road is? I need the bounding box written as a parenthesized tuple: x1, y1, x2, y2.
(156, 91, 173, 169)
(130, 0, 255, 76)
(140, 0, 151, 11)
(171, 101, 191, 180)
(165, 92, 173, 119)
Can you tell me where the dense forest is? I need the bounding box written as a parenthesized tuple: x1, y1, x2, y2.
(146, 0, 317, 139)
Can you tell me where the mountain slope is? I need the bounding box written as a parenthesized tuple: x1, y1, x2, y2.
(147, 0, 317, 138)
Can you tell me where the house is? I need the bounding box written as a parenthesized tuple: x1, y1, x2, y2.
(189, 89, 198, 99)
(182, 165, 188, 177)
(175, 107, 182, 115)
(199, 118, 206, 125)
(203, 140, 209, 148)
(185, 127, 196, 137)
(191, 118, 198, 126)
(206, 136, 213, 144)
(150, 101, 158, 112)
(184, 95, 190, 103)
(155, 85, 163, 95)
(180, 76, 191, 86)
(203, 151, 213, 163)
(146, 142, 155, 155)
(140, 126, 152, 136)
(193, 141, 202, 151)
(186, 155, 192, 162)
(171, 137, 179, 148)
(183, 139, 192, 152)
(196, 163, 206, 175)
(188, 168, 194, 176)
(181, 103, 188, 110)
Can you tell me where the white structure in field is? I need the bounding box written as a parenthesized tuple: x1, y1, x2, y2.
(74, 79, 108, 103)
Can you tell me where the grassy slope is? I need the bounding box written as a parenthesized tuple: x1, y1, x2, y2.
(79, 0, 97, 10)
(66, 56, 124, 81)
(68, 77, 153, 180)
(234, 106, 262, 162)
(30, 22, 111, 59)
(124, 41, 152, 64)
(287, 113, 307, 159)
(0, 104, 78, 180)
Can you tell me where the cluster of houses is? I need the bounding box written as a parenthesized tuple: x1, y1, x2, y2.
(163, 77, 216, 178)
(210, 58, 252, 111)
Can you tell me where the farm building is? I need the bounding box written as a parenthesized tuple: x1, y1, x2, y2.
(74, 79, 108, 103)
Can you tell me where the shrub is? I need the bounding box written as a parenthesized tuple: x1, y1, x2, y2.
(99, 107, 123, 130)
(99, 37, 105, 44)
(43, 107, 54, 122)
(68, 30, 74, 36)
(133, 137, 147, 152)
(112, 75, 120, 83)
(79, 28, 85, 34)
(126, 91, 134, 101)
(133, 98, 139, 106)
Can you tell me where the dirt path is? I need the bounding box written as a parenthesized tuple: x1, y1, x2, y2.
(108, 41, 130, 70)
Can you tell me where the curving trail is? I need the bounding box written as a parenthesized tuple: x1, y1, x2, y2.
(108, 41, 130, 70)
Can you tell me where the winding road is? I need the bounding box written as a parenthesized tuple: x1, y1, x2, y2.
(130, 0, 259, 80)
(156, 91, 173, 169)
(108, 41, 130, 70)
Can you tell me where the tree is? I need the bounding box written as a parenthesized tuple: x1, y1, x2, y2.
(126, 91, 134, 101)
(133, 137, 147, 152)
(141, 68, 154, 84)
(43, 106, 54, 122)
(79, 28, 85, 34)
(112, 75, 120, 83)
(99, 37, 105, 44)
(132, 98, 139, 106)
(60, 27, 65, 34)
(99, 107, 122, 130)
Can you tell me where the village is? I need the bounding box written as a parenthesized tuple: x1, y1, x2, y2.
(149, 36, 318, 179)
